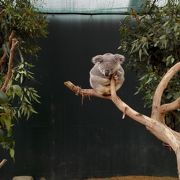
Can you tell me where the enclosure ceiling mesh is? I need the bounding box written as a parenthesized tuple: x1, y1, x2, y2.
(34, 0, 167, 14)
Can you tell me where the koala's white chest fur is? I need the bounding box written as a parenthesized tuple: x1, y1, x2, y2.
(89, 53, 125, 96)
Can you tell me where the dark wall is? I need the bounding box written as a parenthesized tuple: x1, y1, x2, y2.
(0, 15, 177, 180)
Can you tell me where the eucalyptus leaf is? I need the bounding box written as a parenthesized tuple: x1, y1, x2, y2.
(0, 91, 8, 104)
(119, 0, 180, 129)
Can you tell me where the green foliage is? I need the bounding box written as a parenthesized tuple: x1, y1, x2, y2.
(0, 91, 8, 104)
(0, 0, 47, 54)
(119, 0, 180, 128)
(0, 0, 47, 158)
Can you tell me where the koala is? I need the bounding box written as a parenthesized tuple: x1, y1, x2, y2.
(89, 53, 125, 95)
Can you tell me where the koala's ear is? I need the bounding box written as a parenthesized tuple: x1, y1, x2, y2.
(91, 55, 103, 64)
(114, 54, 125, 64)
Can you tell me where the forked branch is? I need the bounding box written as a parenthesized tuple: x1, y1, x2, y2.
(151, 62, 180, 121)
(65, 79, 180, 151)
(64, 61, 180, 179)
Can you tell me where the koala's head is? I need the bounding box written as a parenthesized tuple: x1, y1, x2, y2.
(92, 53, 125, 77)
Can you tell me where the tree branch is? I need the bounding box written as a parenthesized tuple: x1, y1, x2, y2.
(0, 159, 7, 168)
(64, 62, 180, 179)
(160, 97, 180, 114)
(110, 79, 180, 151)
(0, 9, 5, 16)
(0, 48, 6, 68)
(151, 62, 180, 121)
(1, 38, 18, 92)
(8, 31, 16, 48)
(64, 79, 180, 151)
(64, 81, 111, 100)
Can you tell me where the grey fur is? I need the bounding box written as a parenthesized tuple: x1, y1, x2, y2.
(89, 53, 125, 95)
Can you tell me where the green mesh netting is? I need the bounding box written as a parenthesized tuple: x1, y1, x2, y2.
(34, 0, 145, 13)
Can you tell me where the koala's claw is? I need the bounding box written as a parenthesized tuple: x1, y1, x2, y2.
(113, 75, 119, 80)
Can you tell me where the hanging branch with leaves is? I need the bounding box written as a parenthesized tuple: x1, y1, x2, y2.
(0, 0, 47, 159)
(119, 0, 180, 131)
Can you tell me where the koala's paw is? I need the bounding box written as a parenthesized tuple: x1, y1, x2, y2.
(113, 74, 120, 80)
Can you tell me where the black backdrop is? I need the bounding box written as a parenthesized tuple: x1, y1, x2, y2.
(0, 14, 177, 180)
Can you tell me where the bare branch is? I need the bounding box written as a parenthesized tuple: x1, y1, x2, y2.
(8, 31, 16, 48)
(160, 97, 180, 114)
(64, 81, 111, 100)
(110, 79, 152, 127)
(0, 48, 6, 68)
(110, 79, 180, 151)
(65, 80, 158, 128)
(64, 79, 180, 151)
(65, 62, 180, 178)
(1, 38, 18, 92)
(0, 9, 5, 16)
(0, 159, 7, 168)
(151, 62, 180, 121)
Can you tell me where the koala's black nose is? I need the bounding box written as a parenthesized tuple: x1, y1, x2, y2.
(105, 70, 110, 76)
